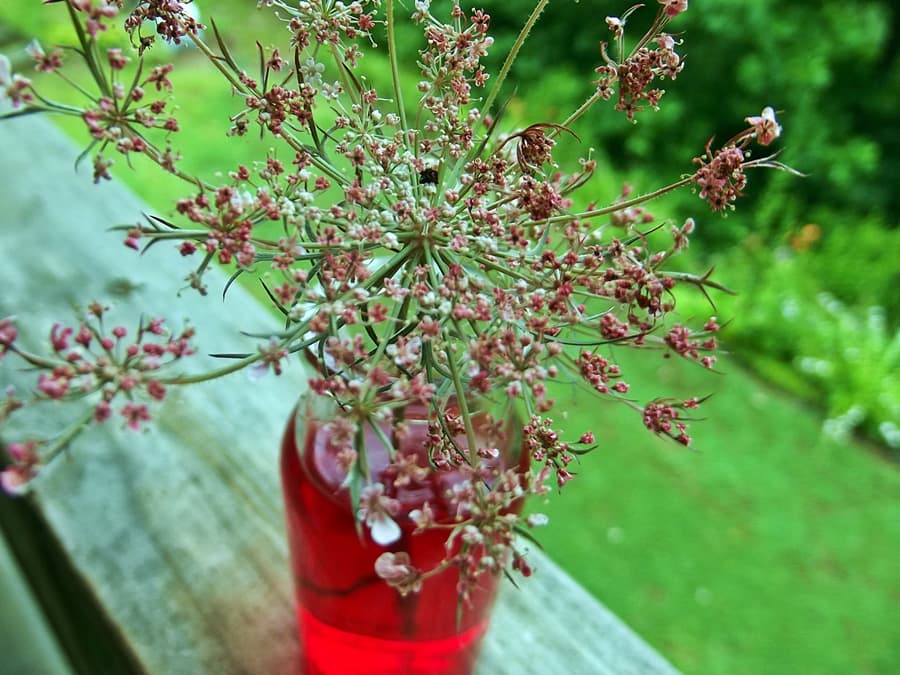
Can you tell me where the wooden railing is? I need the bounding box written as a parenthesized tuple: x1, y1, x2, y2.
(0, 116, 680, 675)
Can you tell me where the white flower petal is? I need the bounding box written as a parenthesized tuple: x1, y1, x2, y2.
(369, 514, 401, 546)
(25, 39, 44, 60)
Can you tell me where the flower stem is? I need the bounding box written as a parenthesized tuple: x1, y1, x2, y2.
(558, 91, 602, 134)
(9, 347, 66, 371)
(329, 43, 359, 106)
(480, 0, 549, 119)
(65, 1, 111, 100)
(160, 352, 264, 385)
(545, 176, 694, 224)
(189, 33, 247, 93)
(40, 407, 95, 467)
(444, 333, 478, 466)
(385, 0, 409, 137)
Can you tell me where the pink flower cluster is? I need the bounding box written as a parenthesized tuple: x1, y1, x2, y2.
(0, 309, 197, 492)
(664, 319, 719, 369)
(693, 144, 747, 212)
(692, 108, 785, 211)
(0, 55, 33, 108)
(594, 19, 684, 121)
(123, 0, 205, 51)
(642, 398, 701, 446)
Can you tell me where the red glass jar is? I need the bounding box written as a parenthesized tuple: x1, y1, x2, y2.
(280, 393, 524, 674)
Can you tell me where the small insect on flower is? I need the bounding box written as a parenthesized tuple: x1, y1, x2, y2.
(418, 167, 439, 185)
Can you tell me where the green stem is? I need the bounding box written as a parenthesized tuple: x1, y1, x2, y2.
(132, 228, 211, 239)
(633, 9, 670, 55)
(358, 241, 418, 292)
(480, 0, 549, 119)
(385, 0, 409, 141)
(160, 352, 263, 385)
(65, 1, 111, 100)
(137, 141, 210, 189)
(9, 347, 67, 371)
(281, 134, 348, 186)
(189, 33, 248, 92)
(329, 43, 359, 107)
(543, 176, 694, 225)
(558, 91, 602, 134)
(52, 68, 99, 103)
(470, 254, 539, 284)
(40, 408, 95, 467)
(444, 338, 479, 466)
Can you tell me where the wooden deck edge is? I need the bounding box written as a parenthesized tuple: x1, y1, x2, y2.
(0, 468, 147, 675)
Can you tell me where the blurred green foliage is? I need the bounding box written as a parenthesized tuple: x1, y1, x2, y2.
(485, 0, 898, 243)
(677, 222, 900, 446)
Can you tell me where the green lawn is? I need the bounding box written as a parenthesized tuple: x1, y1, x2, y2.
(2, 5, 899, 674)
(532, 349, 900, 674)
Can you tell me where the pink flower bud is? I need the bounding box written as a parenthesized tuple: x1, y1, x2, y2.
(94, 401, 112, 423)
(1, 465, 32, 495)
(0, 317, 17, 356)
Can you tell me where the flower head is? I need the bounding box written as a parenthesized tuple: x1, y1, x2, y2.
(659, 0, 688, 19)
(0, 0, 795, 594)
(0, 55, 34, 108)
(745, 106, 782, 146)
(26, 40, 64, 73)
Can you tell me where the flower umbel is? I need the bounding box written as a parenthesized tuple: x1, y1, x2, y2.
(0, 309, 196, 482)
(0, 0, 794, 596)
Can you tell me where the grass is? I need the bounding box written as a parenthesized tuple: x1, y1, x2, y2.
(531, 349, 900, 674)
(2, 4, 899, 674)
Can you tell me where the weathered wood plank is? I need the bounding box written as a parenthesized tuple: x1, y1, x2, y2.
(1, 115, 306, 675)
(0, 533, 73, 675)
(0, 116, 679, 675)
(0, 486, 142, 674)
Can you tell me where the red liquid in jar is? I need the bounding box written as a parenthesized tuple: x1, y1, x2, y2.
(280, 407, 516, 674)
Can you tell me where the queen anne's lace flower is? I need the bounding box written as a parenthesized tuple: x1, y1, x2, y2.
(1, 0, 791, 593)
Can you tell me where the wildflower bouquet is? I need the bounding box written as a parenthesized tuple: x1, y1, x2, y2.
(0, 0, 790, 603)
